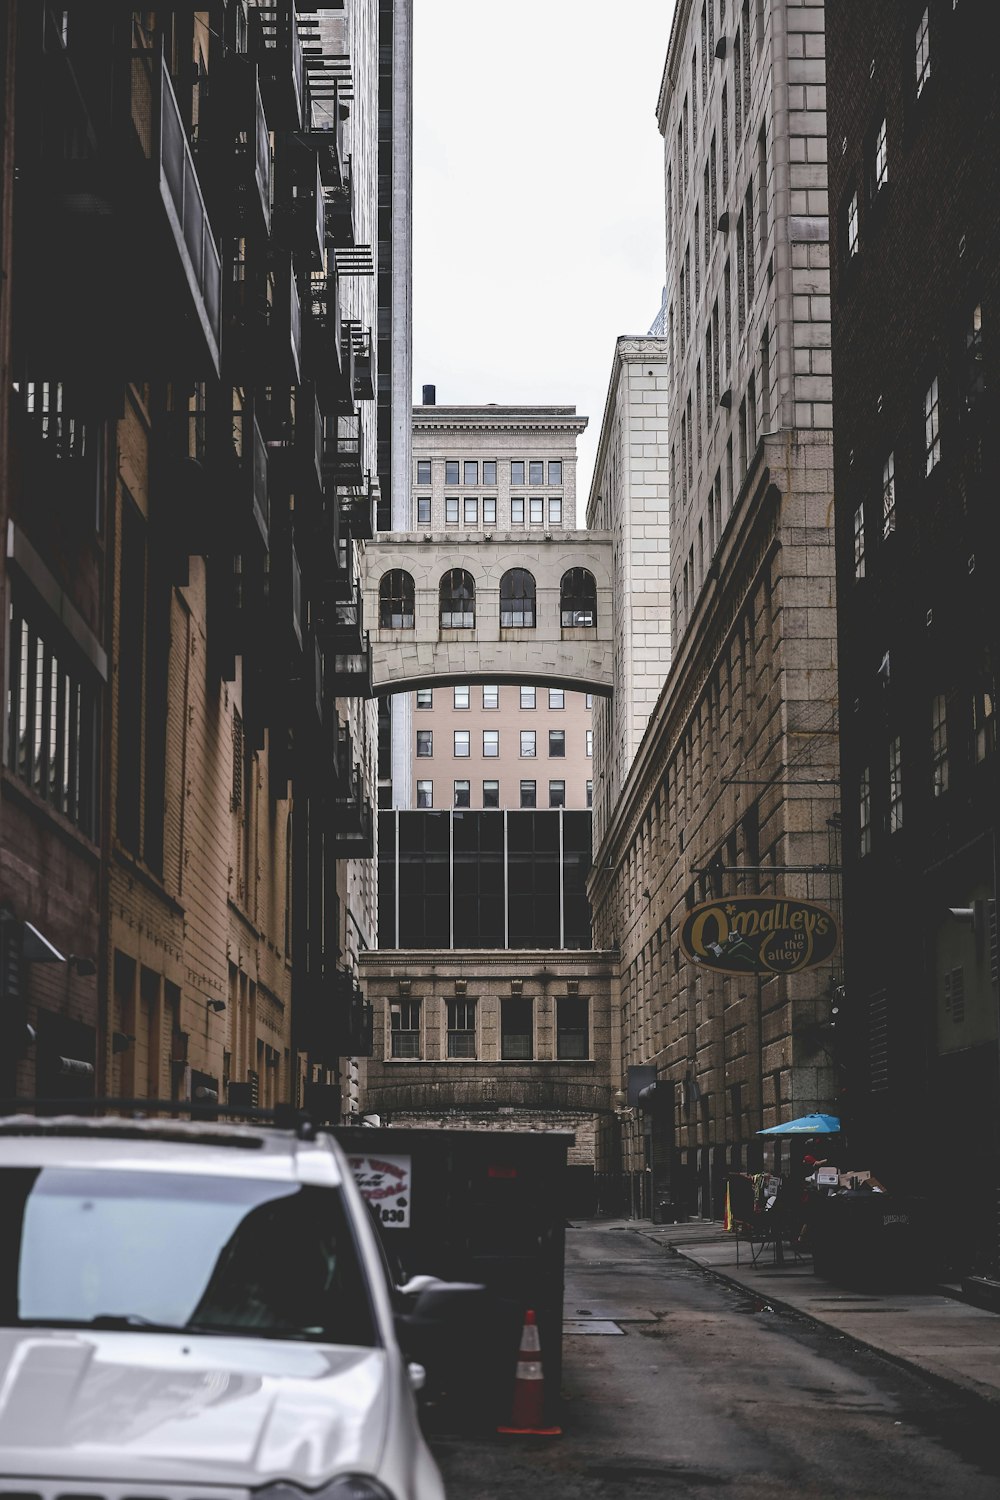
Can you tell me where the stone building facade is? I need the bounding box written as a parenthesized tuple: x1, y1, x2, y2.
(826, 0, 1000, 1275)
(358, 944, 617, 1207)
(588, 338, 673, 849)
(587, 0, 841, 1219)
(0, 3, 402, 1117)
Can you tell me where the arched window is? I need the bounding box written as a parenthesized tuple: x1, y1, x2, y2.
(500, 568, 536, 628)
(439, 568, 475, 629)
(379, 569, 415, 628)
(560, 568, 597, 627)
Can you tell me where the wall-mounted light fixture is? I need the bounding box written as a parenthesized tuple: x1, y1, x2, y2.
(207, 998, 227, 1013)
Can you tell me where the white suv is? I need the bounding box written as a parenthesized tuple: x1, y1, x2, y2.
(0, 1115, 445, 1500)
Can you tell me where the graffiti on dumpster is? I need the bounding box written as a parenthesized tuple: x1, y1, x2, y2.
(348, 1152, 412, 1228)
(679, 897, 839, 975)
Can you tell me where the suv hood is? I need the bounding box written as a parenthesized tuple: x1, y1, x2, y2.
(0, 1327, 391, 1485)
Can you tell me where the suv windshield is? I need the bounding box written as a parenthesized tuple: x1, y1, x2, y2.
(0, 1167, 378, 1346)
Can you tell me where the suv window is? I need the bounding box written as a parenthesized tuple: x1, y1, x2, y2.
(0, 1167, 378, 1347)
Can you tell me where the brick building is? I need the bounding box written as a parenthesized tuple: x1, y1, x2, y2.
(0, 2, 403, 1117)
(826, 0, 999, 1274)
(587, 0, 842, 1220)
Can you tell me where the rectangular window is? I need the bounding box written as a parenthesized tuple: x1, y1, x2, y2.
(853, 504, 866, 579)
(557, 996, 589, 1059)
(464, 497, 477, 525)
(549, 689, 565, 710)
(416, 780, 433, 808)
(548, 497, 562, 525)
(453, 685, 469, 709)
(510, 461, 525, 485)
(961, 304, 984, 413)
(520, 730, 536, 757)
(889, 736, 903, 832)
(483, 685, 499, 710)
(882, 453, 896, 537)
(511, 498, 525, 524)
(483, 497, 497, 525)
(520, 685, 536, 710)
(846, 190, 859, 257)
(453, 779, 470, 808)
(416, 729, 433, 756)
(736, 211, 746, 332)
(483, 460, 497, 485)
(872, 116, 888, 196)
(445, 460, 460, 484)
(744, 181, 755, 303)
(5, 598, 99, 839)
(445, 497, 459, 524)
(858, 768, 871, 857)
(390, 1000, 421, 1058)
(483, 779, 500, 808)
(416, 689, 433, 708)
(501, 998, 533, 1060)
(417, 496, 431, 524)
(548, 461, 563, 484)
(974, 674, 996, 762)
(447, 998, 477, 1058)
(586, 728, 593, 757)
(925, 377, 941, 473)
(528, 460, 544, 485)
(529, 498, 544, 523)
(931, 694, 949, 796)
(549, 779, 566, 808)
(463, 460, 478, 485)
(586, 779, 593, 808)
(915, 7, 931, 97)
(520, 779, 536, 808)
(483, 729, 499, 758)
(454, 730, 470, 757)
(548, 729, 566, 758)
(416, 460, 431, 484)
(585, 693, 593, 708)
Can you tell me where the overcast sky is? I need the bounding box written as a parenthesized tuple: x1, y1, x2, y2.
(412, 1, 676, 509)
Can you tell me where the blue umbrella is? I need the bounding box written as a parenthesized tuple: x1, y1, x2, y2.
(757, 1112, 841, 1136)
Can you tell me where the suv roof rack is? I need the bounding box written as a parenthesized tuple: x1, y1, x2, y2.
(0, 1098, 320, 1141)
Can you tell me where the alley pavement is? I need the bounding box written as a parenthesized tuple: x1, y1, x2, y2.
(592, 1218, 1000, 1406)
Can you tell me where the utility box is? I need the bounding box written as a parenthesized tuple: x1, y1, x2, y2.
(334, 1125, 571, 1427)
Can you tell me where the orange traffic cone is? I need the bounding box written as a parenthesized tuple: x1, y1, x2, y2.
(497, 1308, 562, 1436)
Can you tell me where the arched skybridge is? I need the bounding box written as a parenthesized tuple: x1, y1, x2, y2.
(360, 531, 614, 696)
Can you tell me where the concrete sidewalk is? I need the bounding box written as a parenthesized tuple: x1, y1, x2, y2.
(599, 1218, 1000, 1407)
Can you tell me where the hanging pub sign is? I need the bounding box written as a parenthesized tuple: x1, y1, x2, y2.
(680, 897, 839, 975)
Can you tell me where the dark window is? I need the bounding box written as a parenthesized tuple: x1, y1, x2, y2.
(5, 597, 99, 840)
(445, 460, 460, 484)
(391, 1000, 421, 1057)
(416, 730, 433, 757)
(520, 779, 536, 808)
(416, 780, 433, 808)
(447, 998, 476, 1057)
(560, 568, 597, 627)
(416, 496, 431, 524)
(453, 779, 470, 808)
(548, 780, 566, 808)
(548, 730, 565, 758)
(500, 568, 536, 628)
(961, 303, 985, 414)
(379, 569, 415, 628)
(440, 569, 475, 628)
(557, 996, 589, 1059)
(483, 779, 500, 808)
(501, 998, 533, 1060)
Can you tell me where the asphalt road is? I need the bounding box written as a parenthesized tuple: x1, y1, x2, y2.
(428, 1222, 1000, 1499)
